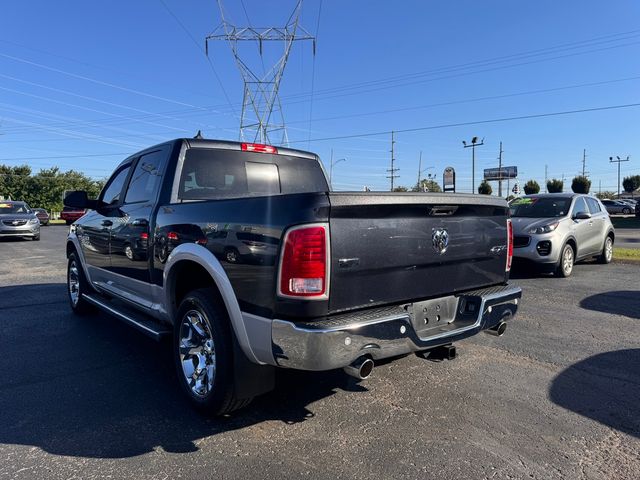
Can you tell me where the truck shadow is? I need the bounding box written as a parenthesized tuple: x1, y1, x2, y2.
(580, 290, 640, 319)
(0, 283, 366, 459)
(549, 349, 640, 438)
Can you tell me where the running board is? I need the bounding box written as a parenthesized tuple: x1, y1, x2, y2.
(82, 293, 171, 341)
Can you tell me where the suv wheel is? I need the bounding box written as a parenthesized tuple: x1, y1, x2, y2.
(67, 252, 94, 314)
(556, 243, 574, 277)
(225, 248, 240, 264)
(622, 207, 631, 215)
(598, 236, 613, 264)
(174, 288, 251, 415)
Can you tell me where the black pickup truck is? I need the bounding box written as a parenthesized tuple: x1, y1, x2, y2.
(64, 138, 521, 415)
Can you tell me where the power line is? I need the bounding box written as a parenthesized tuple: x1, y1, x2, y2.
(289, 101, 640, 144)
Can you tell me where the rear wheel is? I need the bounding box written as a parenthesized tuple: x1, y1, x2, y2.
(67, 252, 93, 315)
(173, 288, 251, 415)
(555, 243, 574, 277)
(598, 236, 613, 264)
(225, 248, 240, 264)
(622, 208, 631, 214)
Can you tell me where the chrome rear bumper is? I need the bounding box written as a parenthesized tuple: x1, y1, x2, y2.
(271, 285, 521, 371)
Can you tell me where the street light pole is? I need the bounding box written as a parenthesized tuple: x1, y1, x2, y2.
(329, 156, 346, 188)
(609, 155, 630, 198)
(463, 136, 484, 193)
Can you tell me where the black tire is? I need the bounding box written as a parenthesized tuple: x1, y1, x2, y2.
(67, 252, 94, 315)
(65, 220, 72, 225)
(32, 234, 40, 241)
(555, 243, 575, 278)
(622, 208, 631, 215)
(173, 288, 251, 415)
(224, 248, 240, 264)
(598, 235, 614, 264)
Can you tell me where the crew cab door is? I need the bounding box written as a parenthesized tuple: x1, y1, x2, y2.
(77, 163, 131, 279)
(107, 147, 169, 302)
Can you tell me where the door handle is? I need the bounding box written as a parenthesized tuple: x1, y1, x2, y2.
(102, 220, 113, 227)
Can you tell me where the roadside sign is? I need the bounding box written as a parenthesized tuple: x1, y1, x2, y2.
(512, 183, 520, 195)
(443, 167, 456, 192)
(484, 166, 518, 181)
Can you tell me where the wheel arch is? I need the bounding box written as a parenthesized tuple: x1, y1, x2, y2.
(163, 243, 262, 365)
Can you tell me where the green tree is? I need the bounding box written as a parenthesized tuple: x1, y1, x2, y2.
(523, 180, 540, 195)
(571, 175, 591, 194)
(478, 180, 492, 195)
(622, 175, 640, 195)
(392, 185, 409, 192)
(412, 179, 442, 192)
(546, 178, 563, 193)
(595, 191, 616, 200)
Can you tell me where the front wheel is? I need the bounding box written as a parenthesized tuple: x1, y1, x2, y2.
(67, 252, 94, 314)
(173, 289, 251, 415)
(555, 243, 575, 277)
(598, 236, 613, 264)
(622, 208, 631, 215)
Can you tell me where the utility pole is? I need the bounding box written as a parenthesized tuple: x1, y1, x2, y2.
(497, 141, 503, 197)
(609, 155, 630, 198)
(417, 151, 422, 189)
(544, 164, 548, 193)
(582, 149, 588, 177)
(599, 179, 601, 196)
(387, 130, 399, 191)
(463, 136, 484, 193)
(206, 0, 315, 145)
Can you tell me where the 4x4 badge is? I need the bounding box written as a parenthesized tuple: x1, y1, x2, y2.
(432, 228, 449, 254)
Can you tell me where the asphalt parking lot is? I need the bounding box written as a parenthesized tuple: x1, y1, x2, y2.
(0, 226, 639, 479)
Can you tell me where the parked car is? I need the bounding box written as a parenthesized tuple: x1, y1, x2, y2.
(33, 208, 50, 226)
(0, 201, 40, 240)
(600, 199, 633, 215)
(63, 138, 521, 415)
(60, 206, 87, 225)
(510, 194, 614, 277)
(636, 201, 640, 218)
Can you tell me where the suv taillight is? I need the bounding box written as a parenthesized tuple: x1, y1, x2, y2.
(506, 218, 513, 272)
(278, 225, 328, 298)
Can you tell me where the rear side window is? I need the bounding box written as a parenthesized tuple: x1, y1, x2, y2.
(101, 166, 131, 206)
(586, 197, 601, 214)
(125, 150, 166, 204)
(179, 148, 328, 200)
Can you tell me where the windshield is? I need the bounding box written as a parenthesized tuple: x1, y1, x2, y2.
(0, 203, 31, 214)
(509, 197, 571, 218)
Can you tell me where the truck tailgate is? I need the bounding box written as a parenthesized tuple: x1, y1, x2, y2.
(328, 192, 509, 313)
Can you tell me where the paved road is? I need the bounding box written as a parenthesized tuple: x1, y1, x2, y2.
(615, 228, 640, 249)
(0, 226, 639, 479)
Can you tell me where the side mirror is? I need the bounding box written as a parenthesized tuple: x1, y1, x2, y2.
(573, 212, 591, 220)
(64, 191, 98, 210)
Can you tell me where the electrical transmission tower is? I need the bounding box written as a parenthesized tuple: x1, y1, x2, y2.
(206, 0, 315, 145)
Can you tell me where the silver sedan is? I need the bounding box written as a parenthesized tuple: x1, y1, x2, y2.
(510, 193, 614, 277)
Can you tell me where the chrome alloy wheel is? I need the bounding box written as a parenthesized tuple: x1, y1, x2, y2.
(68, 260, 80, 306)
(562, 245, 574, 275)
(125, 245, 133, 260)
(605, 237, 613, 262)
(178, 310, 216, 397)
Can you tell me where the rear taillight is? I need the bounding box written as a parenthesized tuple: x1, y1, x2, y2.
(506, 218, 513, 272)
(241, 143, 278, 154)
(167, 231, 179, 241)
(140, 232, 149, 240)
(278, 225, 329, 298)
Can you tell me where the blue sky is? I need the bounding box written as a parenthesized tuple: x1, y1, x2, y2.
(0, 0, 639, 194)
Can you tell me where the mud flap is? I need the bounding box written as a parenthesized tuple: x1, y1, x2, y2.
(232, 334, 275, 400)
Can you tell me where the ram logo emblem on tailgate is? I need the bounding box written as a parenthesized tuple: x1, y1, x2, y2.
(432, 228, 449, 254)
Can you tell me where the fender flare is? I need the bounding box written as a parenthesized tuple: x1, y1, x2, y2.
(163, 243, 262, 365)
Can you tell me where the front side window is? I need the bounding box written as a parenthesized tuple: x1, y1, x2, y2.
(101, 165, 131, 206)
(572, 197, 588, 217)
(586, 197, 601, 214)
(125, 150, 165, 204)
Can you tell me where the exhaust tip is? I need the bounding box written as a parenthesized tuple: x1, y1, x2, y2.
(343, 357, 374, 380)
(486, 321, 507, 337)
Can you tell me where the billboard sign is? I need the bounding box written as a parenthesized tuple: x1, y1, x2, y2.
(484, 166, 518, 181)
(443, 167, 455, 192)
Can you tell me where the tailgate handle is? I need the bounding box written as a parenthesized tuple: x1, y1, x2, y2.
(429, 206, 458, 216)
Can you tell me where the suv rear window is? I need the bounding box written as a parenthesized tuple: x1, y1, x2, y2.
(178, 148, 328, 200)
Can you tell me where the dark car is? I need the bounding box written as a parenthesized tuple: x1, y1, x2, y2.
(60, 206, 86, 225)
(0, 201, 40, 240)
(600, 199, 633, 215)
(33, 208, 50, 226)
(63, 138, 521, 416)
(636, 201, 640, 218)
